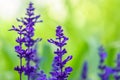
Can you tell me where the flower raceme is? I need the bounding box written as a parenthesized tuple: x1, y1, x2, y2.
(9, 2, 44, 80)
(48, 26, 73, 80)
(9, 25, 26, 80)
(113, 53, 120, 80)
(98, 46, 112, 80)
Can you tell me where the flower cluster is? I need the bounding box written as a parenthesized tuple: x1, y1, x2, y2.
(113, 53, 120, 80)
(17, 2, 42, 79)
(10, 2, 73, 80)
(9, 2, 45, 80)
(48, 26, 73, 80)
(98, 46, 113, 80)
(9, 25, 26, 80)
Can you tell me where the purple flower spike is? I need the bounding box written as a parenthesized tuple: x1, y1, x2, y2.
(9, 2, 44, 80)
(113, 53, 120, 80)
(17, 2, 42, 80)
(48, 26, 73, 80)
(98, 46, 107, 64)
(9, 25, 25, 80)
(98, 46, 113, 80)
(99, 66, 113, 80)
(81, 61, 88, 80)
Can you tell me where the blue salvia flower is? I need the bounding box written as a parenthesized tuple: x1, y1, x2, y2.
(10, 2, 45, 80)
(48, 26, 73, 80)
(81, 61, 88, 80)
(113, 53, 120, 80)
(16, 2, 42, 80)
(98, 46, 113, 80)
(9, 25, 26, 80)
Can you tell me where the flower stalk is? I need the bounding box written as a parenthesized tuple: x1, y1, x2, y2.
(10, 2, 42, 80)
(48, 26, 73, 80)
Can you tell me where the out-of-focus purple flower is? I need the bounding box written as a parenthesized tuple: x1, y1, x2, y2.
(98, 46, 107, 71)
(30, 70, 47, 80)
(99, 66, 113, 80)
(98, 46, 107, 64)
(36, 70, 47, 80)
(98, 46, 113, 80)
(30, 44, 47, 80)
(81, 61, 88, 80)
(113, 53, 120, 80)
(48, 26, 73, 80)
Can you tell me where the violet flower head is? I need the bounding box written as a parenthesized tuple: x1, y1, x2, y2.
(98, 46, 112, 80)
(9, 25, 26, 59)
(36, 70, 47, 80)
(19, 2, 42, 80)
(98, 46, 107, 71)
(10, 2, 43, 80)
(81, 61, 88, 80)
(48, 26, 73, 80)
(99, 67, 113, 80)
(9, 25, 26, 80)
(113, 53, 120, 80)
(98, 46, 107, 64)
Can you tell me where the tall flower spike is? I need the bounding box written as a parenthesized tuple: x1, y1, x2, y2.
(81, 61, 88, 80)
(10, 2, 43, 80)
(19, 2, 42, 80)
(48, 26, 73, 80)
(98, 46, 113, 80)
(9, 25, 26, 80)
(113, 53, 120, 80)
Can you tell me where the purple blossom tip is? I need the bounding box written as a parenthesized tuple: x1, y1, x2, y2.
(81, 61, 88, 80)
(65, 67, 73, 73)
(98, 46, 107, 63)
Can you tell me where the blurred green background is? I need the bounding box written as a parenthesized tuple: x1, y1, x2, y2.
(0, 0, 120, 80)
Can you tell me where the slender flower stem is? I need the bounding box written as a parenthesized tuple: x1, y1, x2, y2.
(20, 58, 22, 80)
(27, 60, 30, 80)
(59, 38, 63, 79)
(19, 33, 22, 80)
(28, 74, 30, 80)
